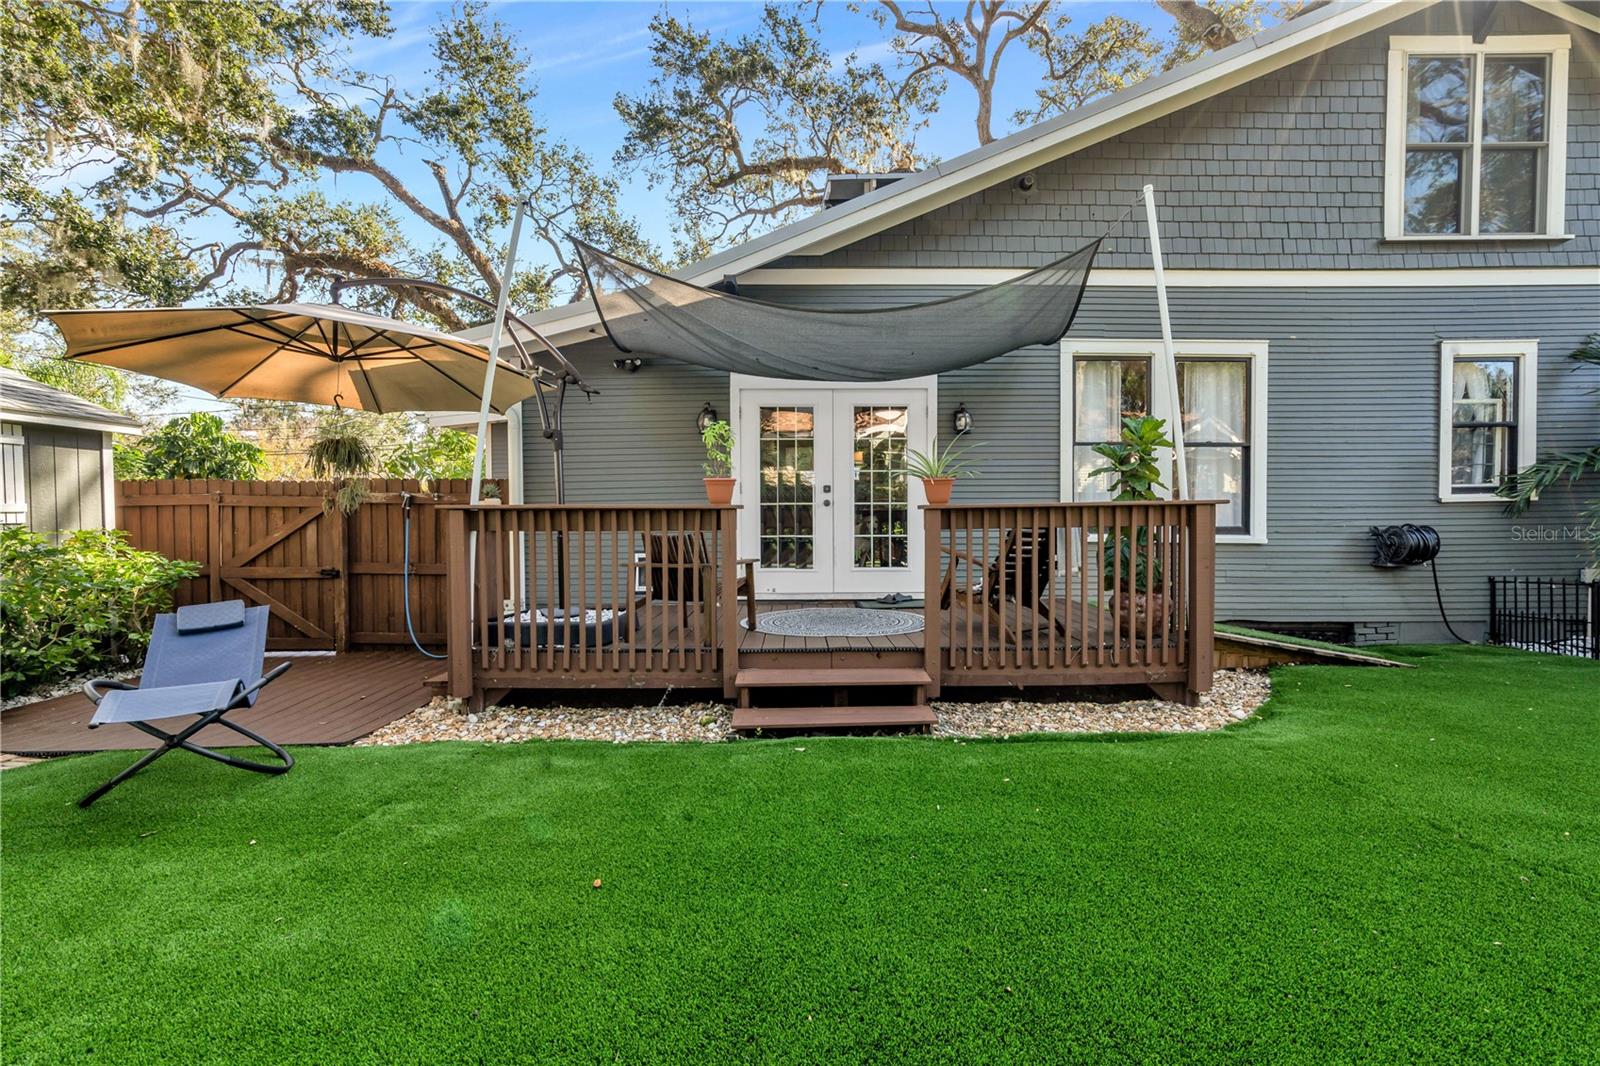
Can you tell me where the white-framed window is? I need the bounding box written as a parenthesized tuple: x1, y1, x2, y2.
(1061, 340, 1268, 544)
(1384, 35, 1571, 240)
(1439, 339, 1538, 502)
(0, 422, 26, 528)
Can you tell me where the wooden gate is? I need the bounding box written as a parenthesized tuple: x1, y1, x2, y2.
(116, 479, 491, 651)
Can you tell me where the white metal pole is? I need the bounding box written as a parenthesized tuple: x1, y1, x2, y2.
(1142, 183, 1189, 499)
(469, 198, 527, 505)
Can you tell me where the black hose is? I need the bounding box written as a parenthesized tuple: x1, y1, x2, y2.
(1430, 559, 1473, 644)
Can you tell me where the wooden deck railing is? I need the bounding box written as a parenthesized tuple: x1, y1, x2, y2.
(921, 502, 1216, 701)
(445, 505, 739, 702)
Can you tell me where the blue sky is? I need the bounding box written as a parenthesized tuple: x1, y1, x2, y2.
(363, 1, 1171, 251)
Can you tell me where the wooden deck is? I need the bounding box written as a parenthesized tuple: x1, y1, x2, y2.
(0, 650, 436, 756)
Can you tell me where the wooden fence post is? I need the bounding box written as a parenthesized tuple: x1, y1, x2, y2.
(923, 506, 943, 699)
(719, 506, 740, 699)
(1186, 502, 1216, 702)
(445, 508, 473, 700)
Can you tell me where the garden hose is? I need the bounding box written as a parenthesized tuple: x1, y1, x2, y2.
(401, 493, 446, 660)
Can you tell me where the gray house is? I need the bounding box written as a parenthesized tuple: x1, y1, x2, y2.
(0, 366, 140, 536)
(475, 0, 1599, 643)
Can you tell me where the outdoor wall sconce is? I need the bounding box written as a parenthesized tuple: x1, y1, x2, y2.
(697, 402, 718, 434)
(613, 358, 642, 373)
(952, 403, 973, 435)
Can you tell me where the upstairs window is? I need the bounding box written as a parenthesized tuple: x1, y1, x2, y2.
(1438, 340, 1538, 502)
(1386, 36, 1570, 239)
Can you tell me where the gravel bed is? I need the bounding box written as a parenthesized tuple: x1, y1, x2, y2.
(2, 669, 137, 713)
(932, 668, 1270, 737)
(357, 670, 1269, 746)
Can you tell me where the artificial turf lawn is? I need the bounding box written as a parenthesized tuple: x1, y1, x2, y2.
(2, 647, 1596, 1064)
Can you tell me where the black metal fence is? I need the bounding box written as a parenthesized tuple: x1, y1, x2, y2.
(1487, 577, 1599, 660)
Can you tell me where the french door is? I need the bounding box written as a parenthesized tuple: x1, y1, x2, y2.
(734, 380, 934, 598)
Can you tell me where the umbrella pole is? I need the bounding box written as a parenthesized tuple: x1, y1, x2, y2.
(471, 198, 528, 505)
(1142, 184, 1189, 500)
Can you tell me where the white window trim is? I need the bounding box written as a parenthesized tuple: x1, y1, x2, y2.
(1060, 339, 1268, 545)
(1438, 338, 1538, 503)
(1384, 34, 1572, 241)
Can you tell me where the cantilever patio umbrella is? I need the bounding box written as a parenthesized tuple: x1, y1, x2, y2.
(43, 303, 540, 415)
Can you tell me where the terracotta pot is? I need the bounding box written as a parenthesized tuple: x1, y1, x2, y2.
(477, 497, 501, 506)
(1115, 590, 1168, 633)
(704, 477, 736, 505)
(921, 477, 955, 506)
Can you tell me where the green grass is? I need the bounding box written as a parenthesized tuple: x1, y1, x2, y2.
(4, 646, 1597, 1064)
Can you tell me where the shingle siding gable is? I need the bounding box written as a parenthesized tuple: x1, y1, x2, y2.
(782, 3, 1599, 272)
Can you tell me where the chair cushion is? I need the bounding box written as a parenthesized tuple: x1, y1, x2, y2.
(175, 600, 247, 634)
(92, 680, 245, 725)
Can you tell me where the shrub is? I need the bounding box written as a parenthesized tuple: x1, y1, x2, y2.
(0, 528, 200, 692)
(121, 412, 264, 480)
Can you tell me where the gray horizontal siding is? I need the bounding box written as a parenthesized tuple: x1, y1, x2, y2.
(778, 2, 1599, 272)
(22, 425, 105, 537)
(523, 337, 729, 505)
(536, 284, 1599, 631)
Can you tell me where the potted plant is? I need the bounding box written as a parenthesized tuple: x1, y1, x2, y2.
(906, 438, 982, 505)
(701, 419, 736, 505)
(1088, 415, 1173, 629)
(477, 480, 502, 505)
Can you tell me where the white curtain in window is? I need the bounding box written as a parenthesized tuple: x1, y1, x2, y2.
(1452, 361, 1494, 485)
(1074, 360, 1121, 501)
(1180, 361, 1246, 442)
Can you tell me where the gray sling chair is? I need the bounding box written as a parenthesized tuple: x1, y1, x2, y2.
(79, 600, 293, 808)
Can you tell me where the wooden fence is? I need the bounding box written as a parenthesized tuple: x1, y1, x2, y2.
(445, 505, 738, 699)
(116, 478, 499, 651)
(923, 502, 1216, 701)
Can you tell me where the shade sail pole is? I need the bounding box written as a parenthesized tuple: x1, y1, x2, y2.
(1142, 184, 1189, 500)
(470, 198, 527, 505)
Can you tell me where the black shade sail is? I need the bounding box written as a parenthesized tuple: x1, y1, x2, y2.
(574, 237, 1101, 381)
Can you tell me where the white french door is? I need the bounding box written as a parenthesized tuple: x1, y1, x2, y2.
(733, 377, 935, 598)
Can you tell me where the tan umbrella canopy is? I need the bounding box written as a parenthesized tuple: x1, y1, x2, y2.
(43, 303, 539, 414)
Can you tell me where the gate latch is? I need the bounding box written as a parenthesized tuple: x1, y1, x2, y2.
(319, 567, 342, 578)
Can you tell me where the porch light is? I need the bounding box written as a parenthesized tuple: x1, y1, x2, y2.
(952, 403, 973, 435)
(697, 402, 718, 434)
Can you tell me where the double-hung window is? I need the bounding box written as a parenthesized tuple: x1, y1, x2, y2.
(1439, 340, 1537, 501)
(1064, 341, 1267, 542)
(1385, 36, 1570, 238)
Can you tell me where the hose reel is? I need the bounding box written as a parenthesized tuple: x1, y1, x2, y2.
(1368, 524, 1441, 568)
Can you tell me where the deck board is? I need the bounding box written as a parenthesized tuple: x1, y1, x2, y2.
(0, 650, 436, 756)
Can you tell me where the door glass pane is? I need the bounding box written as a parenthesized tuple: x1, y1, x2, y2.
(758, 406, 815, 569)
(1406, 56, 1471, 143)
(852, 406, 909, 570)
(1405, 149, 1463, 233)
(1479, 148, 1540, 233)
(1177, 360, 1247, 443)
(1482, 57, 1546, 142)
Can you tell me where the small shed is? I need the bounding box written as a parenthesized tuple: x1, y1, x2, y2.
(0, 366, 141, 535)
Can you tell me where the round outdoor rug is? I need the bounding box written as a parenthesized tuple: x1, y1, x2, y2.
(741, 607, 925, 637)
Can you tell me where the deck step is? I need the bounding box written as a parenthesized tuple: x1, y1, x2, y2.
(734, 667, 932, 689)
(731, 705, 937, 732)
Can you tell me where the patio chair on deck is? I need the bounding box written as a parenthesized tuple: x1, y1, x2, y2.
(632, 533, 758, 639)
(78, 601, 293, 808)
(939, 527, 1070, 645)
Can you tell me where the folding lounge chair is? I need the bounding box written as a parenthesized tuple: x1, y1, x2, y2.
(78, 601, 292, 808)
